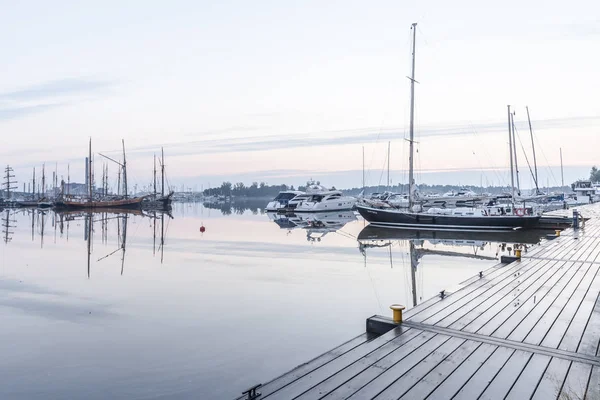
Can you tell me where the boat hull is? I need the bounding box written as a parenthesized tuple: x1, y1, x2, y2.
(356, 204, 541, 231)
(58, 197, 145, 210)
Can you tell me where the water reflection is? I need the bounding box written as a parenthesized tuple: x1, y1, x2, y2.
(268, 211, 357, 242)
(357, 226, 549, 307)
(3, 208, 172, 277)
(202, 199, 265, 215)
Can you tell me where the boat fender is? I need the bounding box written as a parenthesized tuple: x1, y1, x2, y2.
(516, 208, 525, 216)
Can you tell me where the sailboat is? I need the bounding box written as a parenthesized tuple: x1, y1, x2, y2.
(58, 139, 146, 209)
(143, 147, 174, 210)
(356, 23, 541, 231)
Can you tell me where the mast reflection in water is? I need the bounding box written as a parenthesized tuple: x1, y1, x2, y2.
(5, 208, 172, 277)
(357, 226, 549, 307)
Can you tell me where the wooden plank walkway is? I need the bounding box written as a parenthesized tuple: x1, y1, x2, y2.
(237, 203, 600, 400)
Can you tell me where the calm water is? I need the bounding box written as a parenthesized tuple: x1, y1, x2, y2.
(0, 202, 547, 399)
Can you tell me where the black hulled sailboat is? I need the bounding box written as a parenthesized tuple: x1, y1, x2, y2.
(356, 23, 540, 231)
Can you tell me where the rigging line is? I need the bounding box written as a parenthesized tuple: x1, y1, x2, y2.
(468, 123, 507, 186)
(531, 129, 559, 186)
(513, 124, 537, 189)
(364, 254, 384, 314)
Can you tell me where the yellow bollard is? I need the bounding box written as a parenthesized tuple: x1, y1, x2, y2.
(515, 249, 522, 258)
(555, 230, 561, 237)
(390, 304, 406, 323)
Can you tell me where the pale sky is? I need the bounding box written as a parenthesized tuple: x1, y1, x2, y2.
(1, 0, 598, 191)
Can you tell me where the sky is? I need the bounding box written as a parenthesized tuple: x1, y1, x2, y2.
(1, 0, 599, 192)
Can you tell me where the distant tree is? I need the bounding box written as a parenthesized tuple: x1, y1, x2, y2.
(220, 181, 232, 196)
(590, 166, 600, 182)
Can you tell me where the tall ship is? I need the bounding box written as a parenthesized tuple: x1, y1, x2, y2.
(356, 23, 540, 231)
(58, 139, 146, 210)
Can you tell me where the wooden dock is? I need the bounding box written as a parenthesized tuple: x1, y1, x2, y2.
(238, 204, 600, 399)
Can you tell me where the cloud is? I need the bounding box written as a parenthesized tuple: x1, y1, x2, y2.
(0, 78, 117, 121)
(0, 78, 115, 101)
(105, 115, 600, 159)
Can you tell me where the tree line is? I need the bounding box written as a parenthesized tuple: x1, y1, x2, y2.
(204, 182, 297, 198)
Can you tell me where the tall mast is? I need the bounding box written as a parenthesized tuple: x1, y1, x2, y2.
(507, 105, 515, 210)
(526, 106, 539, 193)
(560, 148, 564, 187)
(88, 139, 93, 200)
(153, 154, 157, 197)
(32, 168, 36, 199)
(67, 164, 70, 195)
(511, 112, 521, 196)
(387, 141, 391, 191)
(362, 146, 365, 193)
(42, 164, 46, 199)
(122, 139, 128, 198)
(161, 147, 165, 197)
(408, 23, 417, 209)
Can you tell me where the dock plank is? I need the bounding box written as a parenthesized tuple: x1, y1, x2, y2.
(471, 260, 571, 337)
(526, 262, 597, 347)
(577, 289, 600, 357)
(424, 344, 497, 400)
(370, 337, 469, 400)
(586, 366, 600, 400)
(559, 270, 600, 353)
(451, 347, 515, 400)
(292, 328, 424, 399)
(262, 327, 410, 399)
(444, 259, 563, 332)
(320, 331, 439, 400)
(405, 260, 541, 322)
(413, 259, 547, 326)
(396, 341, 483, 400)
(540, 263, 600, 349)
(238, 333, 370, 399)
(343, 334, 452, 400)
(504, 354, 551, 400)
(530, 357, 571, 400)
(560, 361, 592, 400)
(493, 261, 580, 340)
(477, 350, 532, 400)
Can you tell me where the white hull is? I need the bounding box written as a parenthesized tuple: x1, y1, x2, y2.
(294, 197, 356, 212)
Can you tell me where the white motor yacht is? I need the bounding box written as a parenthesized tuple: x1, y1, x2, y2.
(265, 190, 304, 211)
(294, 191, 357, 212)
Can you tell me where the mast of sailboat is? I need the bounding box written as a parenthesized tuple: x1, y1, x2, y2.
(408, 23, 417, 209)
(153, 154, 157, 197)
(526, 106, 539, 193)
(511, 112, 521, 196)
(88, 139, 93, 201)
(32, 167, 36, 199)
(560, 148, 564, 187)
(362, 146, 365, 194)
(507, 106, 516, 211)
(42, 164, 46, 199)
(387, 141, 391, 192)
(122, 140, 128, 198)
(161, 147, 165, 197)
(409, 241, 418, 307)
(67, 164, 70, 196)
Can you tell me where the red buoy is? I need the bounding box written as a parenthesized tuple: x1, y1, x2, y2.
(200, 225, 206, 233)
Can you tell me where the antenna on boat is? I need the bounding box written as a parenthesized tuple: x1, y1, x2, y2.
(526, 106, 539, 193)
(408, 22, 418, 210)
(507, 106, 516, 212)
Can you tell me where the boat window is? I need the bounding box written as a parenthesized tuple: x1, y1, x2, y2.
(275, 192, 298, 201)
